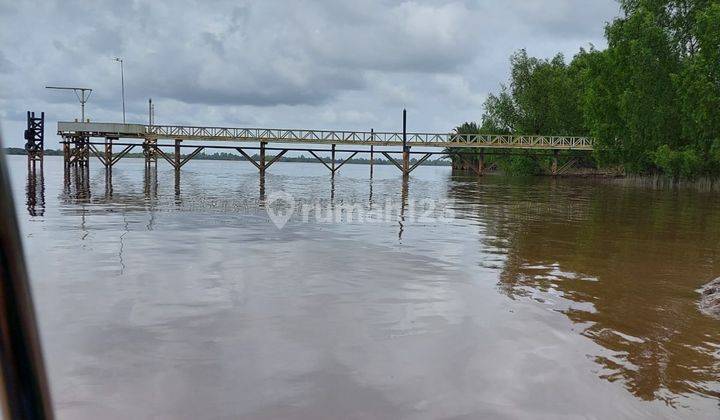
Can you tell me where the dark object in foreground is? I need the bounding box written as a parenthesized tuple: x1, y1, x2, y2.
(699, 277, 720, 319)
(0, 136, 54, 418)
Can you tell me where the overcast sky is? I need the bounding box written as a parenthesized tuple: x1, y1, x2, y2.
(0, 0, 620, 148)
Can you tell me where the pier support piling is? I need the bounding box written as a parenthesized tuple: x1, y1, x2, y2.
(62, 140, 70, 170)
(259, 142, 266, 175)
(402, 109, 409, 176)
(102, 138, 113, 186)
(174, 139, 181, 173)
(478, 149, 485, 176)
(402, 147, 410, 176)
(104, 137, 113, 173)
(331, 144, 336, 175)
(370, 141, 374, 177)
(236, 145, 285, 174)
(552, 149, 559, 176)
(143, 138, 157, 169)
(66, 136, 90, 171)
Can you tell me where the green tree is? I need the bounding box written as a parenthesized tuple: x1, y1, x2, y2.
(468, 50, 590, 175)
(455, 0, 720, 180)
(673, 3, 720, 174)
(619, 0, 714, 57)
(585, 7, 682, 173)
(584, 0, 720, 178)
(481, 50, 587, 136)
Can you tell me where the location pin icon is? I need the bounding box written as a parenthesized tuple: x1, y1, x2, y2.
(265, 191, 296, 229)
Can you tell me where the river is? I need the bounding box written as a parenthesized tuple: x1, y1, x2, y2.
(8, 155, 720, 419)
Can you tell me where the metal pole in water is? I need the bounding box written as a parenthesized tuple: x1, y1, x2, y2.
(370, 128, 374, 177)
(174, 139, 181, 173)
(402, 109, 407, 149)
(402, 109, 409, 176)
(259, 142, 266, 175)
(331, 144, 336, 175)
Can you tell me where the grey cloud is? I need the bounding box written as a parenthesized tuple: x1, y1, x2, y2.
(0, 51, 16, 74)
(301, 1, 477, 73)
(0, 0, 619, 148)
(511, 1, 621, 39)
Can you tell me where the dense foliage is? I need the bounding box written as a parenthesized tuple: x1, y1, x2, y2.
(456, 0, 720, 180)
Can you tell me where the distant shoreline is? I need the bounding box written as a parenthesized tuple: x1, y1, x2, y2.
(2, 147, 452, 166)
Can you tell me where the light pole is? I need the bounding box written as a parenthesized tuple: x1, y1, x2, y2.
(114, 57, 125, 123)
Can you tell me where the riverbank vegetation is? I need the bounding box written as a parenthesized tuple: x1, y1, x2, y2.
(454, 0, 719, 180)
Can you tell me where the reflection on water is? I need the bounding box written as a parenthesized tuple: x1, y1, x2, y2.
(62, 164, 91, 201)
(447, 181, 720, 405)
(26, 164, 45, 216)
(10, 156, 720, 419)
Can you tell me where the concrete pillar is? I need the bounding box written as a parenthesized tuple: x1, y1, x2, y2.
(552, 149, 559, 176)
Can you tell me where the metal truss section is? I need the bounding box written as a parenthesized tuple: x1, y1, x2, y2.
(58, 122, 594, 150)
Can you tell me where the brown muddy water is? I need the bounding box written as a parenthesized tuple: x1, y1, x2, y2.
(8, 155, 720, 419)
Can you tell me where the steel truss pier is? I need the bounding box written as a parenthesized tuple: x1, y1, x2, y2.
(58, 119, 593, 178)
